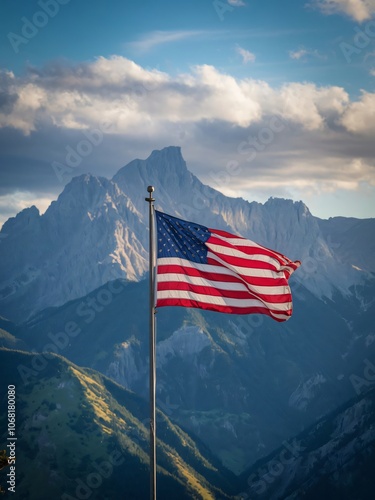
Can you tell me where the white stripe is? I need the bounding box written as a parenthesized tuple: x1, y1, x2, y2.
(211, 233, 299, 276)
(157, 256, 284, 281)
(212, 232, 279, 252)
(158, 273, 247, 291)
(211, 232, 291, 263)
(280, 264, 298, 273)
(158, 257, 237, 277)
(156, 290, 291, 313)
(211, 231, 263, 249)
(157, 272, 289, 296)
(207, 252, 285, 280)
(206, 242, 282, 268)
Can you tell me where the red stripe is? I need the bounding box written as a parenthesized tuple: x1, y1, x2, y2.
(208, 235, 288, 265)
(206, 255, 281, 273)
(156, 298, 291, 322)
(157, 264, 245, 283)
(157, 281, 292, 304)
(208, 228, 244, 239)
(210, 231, 297, 264)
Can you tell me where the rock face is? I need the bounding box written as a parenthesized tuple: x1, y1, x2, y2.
(0, 175, 148, 320)
(238, 386, 375, 500)
(0, 146, 372, 321)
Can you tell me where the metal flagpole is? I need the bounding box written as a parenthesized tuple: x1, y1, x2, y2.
(145, 185, 156, 500)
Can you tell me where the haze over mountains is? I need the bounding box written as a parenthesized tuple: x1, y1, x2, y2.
(1, 147, 374, 498)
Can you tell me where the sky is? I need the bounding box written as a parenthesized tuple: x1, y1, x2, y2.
(0, 0, 375, 227)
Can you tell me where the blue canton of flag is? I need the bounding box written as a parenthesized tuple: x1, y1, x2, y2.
(156, 211, 209, 264)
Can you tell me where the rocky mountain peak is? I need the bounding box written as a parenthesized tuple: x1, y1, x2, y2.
(0, 147, 372, 321)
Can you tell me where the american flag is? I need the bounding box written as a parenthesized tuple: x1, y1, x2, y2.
(155, 210, 301, 322)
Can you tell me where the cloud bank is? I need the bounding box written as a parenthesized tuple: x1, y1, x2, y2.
(0, 56, 374, 224)
(0, 56, 358, 133)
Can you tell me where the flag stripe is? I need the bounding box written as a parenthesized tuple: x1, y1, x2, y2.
(157, 281, 292, 307)
(207, 242, 283, 270)
(208, 235, 288, 265)
(157, 289, 290, 311)
(209, 233, 301, 273)
(158, 291, 292, 321)
(208, 228, 244, 240)
(157, 260, 289, 287)
(207, 252, 283, 279)
(157, 273, 291, 301)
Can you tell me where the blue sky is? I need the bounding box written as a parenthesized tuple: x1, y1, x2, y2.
(0, 0, 375, 224)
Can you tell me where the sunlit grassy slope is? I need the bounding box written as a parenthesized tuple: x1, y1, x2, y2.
(0, 348, 236, 499)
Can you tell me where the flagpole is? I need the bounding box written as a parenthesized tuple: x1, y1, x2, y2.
(145, 185, 156, 500)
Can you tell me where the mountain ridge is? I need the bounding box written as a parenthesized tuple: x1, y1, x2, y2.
(13, 273, 375, 472)
(0, 346, 237, 499)
(0, 146, 372, 322)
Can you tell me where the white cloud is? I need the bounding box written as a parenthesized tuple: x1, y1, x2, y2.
(340, 91, 375, 134)
(311, 0, 375, 22)
(289, 48, 325, 60)
(236, 45, 256, 64)
(0, 56, 374, 219)
(0, 191, 52, 228)
(0, 56, 351, 134)
(277, 83, 348, 130)
(289, 49, 308, 60)
(126, 30, 210, 52)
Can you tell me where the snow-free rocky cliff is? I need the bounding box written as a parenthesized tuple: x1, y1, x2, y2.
(0, 146, 372, 322)
(239, 386, 375, 499)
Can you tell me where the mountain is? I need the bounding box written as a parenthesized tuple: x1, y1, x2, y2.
(15, 274, 375, 473)
(0, 347, 236, 499)
(238, 385, 375, 499)
(317, 216, 375, 272)
(0, 146, 372, 322)
(0, 146, 374, 481)
(0, 316, 28, 350)
(0, 176, 148, 321)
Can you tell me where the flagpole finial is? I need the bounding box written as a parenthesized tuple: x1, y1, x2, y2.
(146, 185, 155, 202)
